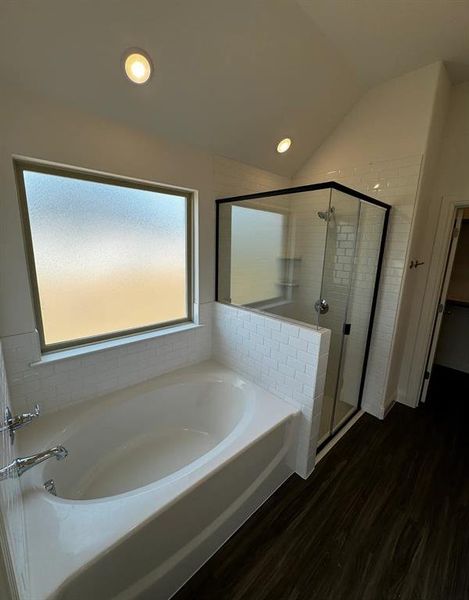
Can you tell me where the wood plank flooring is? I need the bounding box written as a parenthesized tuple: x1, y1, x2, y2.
(174, 366, 469, 600)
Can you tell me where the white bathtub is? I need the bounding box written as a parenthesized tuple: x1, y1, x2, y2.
(19, 360, 298, 599)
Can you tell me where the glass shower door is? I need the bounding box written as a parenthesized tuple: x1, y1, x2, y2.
(317, 192, 387, 444)
(317, 191, 361, 444)
(332, 202, 387, 431)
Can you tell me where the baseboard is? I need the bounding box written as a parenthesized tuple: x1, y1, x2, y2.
(382, 400, 396, 418)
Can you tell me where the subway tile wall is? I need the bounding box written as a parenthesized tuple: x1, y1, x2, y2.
(295, 155, 423, 416)
(1, 304, 212, 415)
(0, 343, 29, 598)
(212, 156, 290, 199)
(213, 302, 330, 477)
(285, 190, 330, 324)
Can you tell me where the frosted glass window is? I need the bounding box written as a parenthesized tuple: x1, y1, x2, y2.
(230, 206, 285, 305)
(19, 167, 191, 349)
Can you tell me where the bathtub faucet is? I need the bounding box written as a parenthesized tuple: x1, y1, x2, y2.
(0, 445, 69, 480)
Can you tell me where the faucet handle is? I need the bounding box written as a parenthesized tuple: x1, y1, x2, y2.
(13, 404, 41, 429)
(1, 404, 41, 443)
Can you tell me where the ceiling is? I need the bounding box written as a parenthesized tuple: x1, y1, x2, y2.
(1, 0, 469, 176)
(298, 0, 469, 86)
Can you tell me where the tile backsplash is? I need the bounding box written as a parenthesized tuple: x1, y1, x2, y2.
(2, 300, 330, 478)
(0, 343, 29, 599)
(1, 303, 212, 415)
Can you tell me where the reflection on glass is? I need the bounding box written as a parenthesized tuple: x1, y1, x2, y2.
(23, 171, 188, 346)
(218, 190, 334, 328)
(230, 205, 285, 305)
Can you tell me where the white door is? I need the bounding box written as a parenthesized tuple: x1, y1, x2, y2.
(420, 209, 464, 403)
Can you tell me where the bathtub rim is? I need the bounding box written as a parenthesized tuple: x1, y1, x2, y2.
(38, 395, 256, 504)
(19, 360, 300, 600)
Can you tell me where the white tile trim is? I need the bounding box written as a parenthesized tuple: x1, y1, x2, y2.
(30, 322, 204, 367)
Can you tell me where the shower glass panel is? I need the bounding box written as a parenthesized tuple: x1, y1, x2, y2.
(217, 188, 333, 327)
(317, 190, 361, 442)
(331, 202, 387, 433)
(216, 182, 390, 449)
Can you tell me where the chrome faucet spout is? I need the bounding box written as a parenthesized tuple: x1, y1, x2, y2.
(0, 445, 69, 480)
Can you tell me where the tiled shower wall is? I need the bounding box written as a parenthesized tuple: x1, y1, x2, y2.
(316, 196, 362, 415)
(213, 302, 330, 477)
(295, 155, 423, 416)
(285, 190, 329, 323)
(213, 156, 289, 199)
(1, 304, 212, 415)
(338, 204, 388, 409)
(0, 343, 28, 598)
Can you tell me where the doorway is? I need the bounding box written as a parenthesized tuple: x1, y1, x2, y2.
(421, 207, 469, 402)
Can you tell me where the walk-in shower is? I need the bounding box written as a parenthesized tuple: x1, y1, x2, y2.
(216, 182, 390, 448)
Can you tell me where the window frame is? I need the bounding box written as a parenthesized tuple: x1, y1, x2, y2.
(14, 158, 194, 354)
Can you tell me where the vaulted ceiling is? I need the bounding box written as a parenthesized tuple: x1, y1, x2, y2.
(1, 0, 469, 176)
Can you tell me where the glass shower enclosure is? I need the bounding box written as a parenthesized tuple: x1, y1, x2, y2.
(216, 182, 390, 448)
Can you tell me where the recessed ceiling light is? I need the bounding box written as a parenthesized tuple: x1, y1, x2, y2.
(123, 49, 153, 85)
(277, 138, 292, 154)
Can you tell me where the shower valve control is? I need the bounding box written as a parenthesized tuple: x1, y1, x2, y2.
(314, 299, 329, 315)
(1, 404, 40, 443)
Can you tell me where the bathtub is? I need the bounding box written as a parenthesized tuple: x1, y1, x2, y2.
(19, 360, 298, 599)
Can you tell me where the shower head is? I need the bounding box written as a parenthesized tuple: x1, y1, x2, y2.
(317, 206, 335, 221)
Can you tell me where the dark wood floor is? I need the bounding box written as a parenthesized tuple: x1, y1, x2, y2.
(174, 366, 469, 600)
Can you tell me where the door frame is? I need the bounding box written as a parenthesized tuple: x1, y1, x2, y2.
(420, 208, 464, 403)
(408, 197, 469, 406)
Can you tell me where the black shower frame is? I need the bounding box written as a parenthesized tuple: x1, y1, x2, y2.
(215, 181, 391, 452)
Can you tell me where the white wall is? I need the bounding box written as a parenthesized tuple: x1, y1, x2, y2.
(406, 81, 469, 390)
(212, 155, 289, 199)
(390, 63, 451, 407)
(293, 62, 446, 417)
(296, 62, 441, 176)
(433, 81, 469, 199)
(0, 83, 216, 339)
(0, 84, 291, 416)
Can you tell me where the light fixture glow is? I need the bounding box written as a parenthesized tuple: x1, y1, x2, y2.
(123, 50, 152, 84)
(277, 138, 292, 153)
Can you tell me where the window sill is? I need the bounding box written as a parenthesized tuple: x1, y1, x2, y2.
(30, 322, 203, 367)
